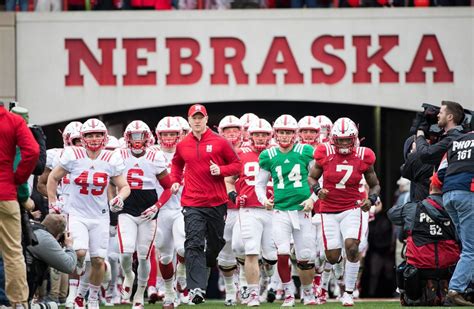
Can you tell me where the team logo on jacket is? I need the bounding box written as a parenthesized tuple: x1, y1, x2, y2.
(206, 145, 213, 152)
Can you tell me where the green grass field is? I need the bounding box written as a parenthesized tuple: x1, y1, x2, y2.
(110, 299, 451, 308)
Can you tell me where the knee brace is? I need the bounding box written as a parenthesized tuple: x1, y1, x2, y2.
(159, 254, 173, 265)
(296, 260, 315, 271)
(218, 264, 237, 272)
(236, 257, 245, 265)
(262, 257, 277, 266)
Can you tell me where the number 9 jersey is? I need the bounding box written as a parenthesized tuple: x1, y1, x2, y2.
(59, 146, 126, 218)
(314, 143, 376, 213)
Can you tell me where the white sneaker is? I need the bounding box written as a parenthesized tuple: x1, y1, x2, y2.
(131, 303, 144, 309)
(302, 289, 317, 305)
(87, 300, 99, 309)
(104, 297, 114, 307)
(121, 273, 135, 301)
(73, 297, 85, 309)
(247, 291, 260, 307)
(176, 276, 187, 293)
(179, 291, 189, 305)
(147, 286, 158, 304)
(340, 292, 354, 307)
(281, 295, 295, 307)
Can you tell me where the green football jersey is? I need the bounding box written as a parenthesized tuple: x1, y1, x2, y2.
(259, 143, 314, 211)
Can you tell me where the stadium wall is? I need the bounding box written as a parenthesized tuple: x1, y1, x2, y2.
(11, 8, 474, 125)
(0, 13, 15, 104)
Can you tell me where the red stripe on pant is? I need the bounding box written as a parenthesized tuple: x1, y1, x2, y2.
(357, 208, 363, 241)
(117, 223, 124, 253)
(147, 248, 157, 287)
(320, 214, 328, 251)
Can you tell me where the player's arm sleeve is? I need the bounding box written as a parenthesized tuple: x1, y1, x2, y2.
(256, 150, 271, 205)
(255, 169, 271, 206)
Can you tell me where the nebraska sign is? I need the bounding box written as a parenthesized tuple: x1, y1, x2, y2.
(16, 9, 473, 125)
(65, 35, 452, 86)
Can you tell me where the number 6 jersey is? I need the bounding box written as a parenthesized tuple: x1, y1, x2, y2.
(315, 143, 376, 213)
(119, 148, 168, 216)
(59, 146, 126, 218)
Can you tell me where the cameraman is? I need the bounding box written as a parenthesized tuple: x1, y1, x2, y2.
(437, 130, 474, 306)
(416, 101, 465, 167)
(388, 174, 460, 306)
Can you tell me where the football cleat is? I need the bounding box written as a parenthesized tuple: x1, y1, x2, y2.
(281, 295, 295, 307)
(87, 299, 99, 309)
(147, 286, 158, 304)
(340, 292, 354, 307)
(120, 272, 135, 301)
(73, 297, 85, 309)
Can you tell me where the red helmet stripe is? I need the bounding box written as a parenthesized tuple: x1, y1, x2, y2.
(284, 115, 287, 126)
(167, 117, 170, 128)
(341, 119, 345, 134)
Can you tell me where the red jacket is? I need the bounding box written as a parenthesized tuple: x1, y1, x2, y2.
(171, 128, 241, 207)
(0, 106, 40, 201)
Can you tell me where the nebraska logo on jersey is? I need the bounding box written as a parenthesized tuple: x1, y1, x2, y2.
(206, 145, 213, 152)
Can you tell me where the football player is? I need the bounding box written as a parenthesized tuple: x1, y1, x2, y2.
(255, 114, 317, 307)
(155, 116, 188, 308)
(308, 117, 380, 306)
(227, 119, 277, 307)
(314, 115, 333, 144)
(117, 120, 173, 309)
(217, 115, 243, 306)
(47, 119, 131, 309)
(240, 113, 259, 145)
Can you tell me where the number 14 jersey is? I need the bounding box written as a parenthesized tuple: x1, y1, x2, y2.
(314, 143, 376, 213)
(259, 144, 314, 211)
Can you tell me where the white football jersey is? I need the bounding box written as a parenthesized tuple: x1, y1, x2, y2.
(59, 147, 125, 218)
(119, 148, 167, 190)
(46, 148, 62, 170)
(161, 151, 181, 210)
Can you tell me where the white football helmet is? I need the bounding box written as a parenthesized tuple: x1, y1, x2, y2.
(124, 120, 152, 154)
(175, 116, 190, 133)
(315, 115, 333, 143)
(240, 113, 259, 141)
(248, 118, 272, 152)
(156, 116, 182, 148)
(298, 116, 320, 145)
(62, 121, 82, 147)
(80, 119, 108, 152)
(105, 136, 120, 150)
(273, 114, 298, 148)
(218, 115, 242, 146)
(330, 117, 358, 155)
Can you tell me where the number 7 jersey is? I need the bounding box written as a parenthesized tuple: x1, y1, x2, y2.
(59, 147, 126, 218)
(315, 143, 376, 213)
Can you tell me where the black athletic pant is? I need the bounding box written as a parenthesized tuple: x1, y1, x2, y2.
(183, 204, 227, 291)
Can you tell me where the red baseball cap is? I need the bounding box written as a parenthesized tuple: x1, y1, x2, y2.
(188, 104, 208, 117)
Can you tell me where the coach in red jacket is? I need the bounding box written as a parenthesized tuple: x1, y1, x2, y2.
(170, 104, 241, 305)
(0, 103, 39, 309)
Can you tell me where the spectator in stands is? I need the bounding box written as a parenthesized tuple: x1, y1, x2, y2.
(5, 0, 28, 11)
(438, 130, 474, 306)
(388, 174, 460, 306)
(0, 102, 40, 309)
(35, 0, 61, 11)
(416, 101, 465, 167)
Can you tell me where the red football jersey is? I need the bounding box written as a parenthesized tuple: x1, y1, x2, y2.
(314, 143, 376, 213)
(236, 147, 270, 208)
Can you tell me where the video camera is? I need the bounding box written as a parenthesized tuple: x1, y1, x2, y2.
(410, 103, 474, 136)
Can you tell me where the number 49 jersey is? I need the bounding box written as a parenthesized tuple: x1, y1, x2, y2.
(315, 143, 376, 213)
(59, 147, 125, 218)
